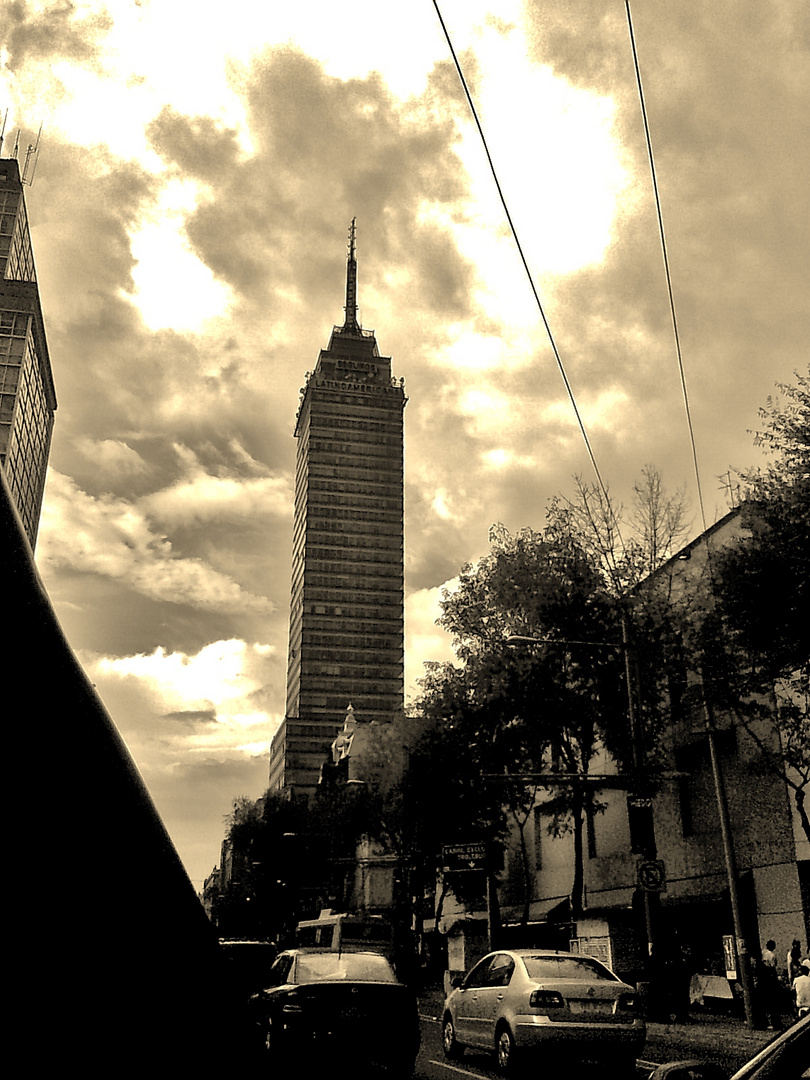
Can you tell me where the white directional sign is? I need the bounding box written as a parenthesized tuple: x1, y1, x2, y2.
(442, 842, 487, 871)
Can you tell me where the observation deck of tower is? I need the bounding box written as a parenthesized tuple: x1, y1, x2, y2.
(268, 221, 407, 796)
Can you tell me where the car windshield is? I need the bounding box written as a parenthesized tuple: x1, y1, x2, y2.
(295, 952, 398, 984)
(521, 955, 618, 982)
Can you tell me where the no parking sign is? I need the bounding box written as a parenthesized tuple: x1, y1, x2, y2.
(637, 859, 667, 892)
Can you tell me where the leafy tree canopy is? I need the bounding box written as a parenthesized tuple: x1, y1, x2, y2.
(716, 368, 810, 675)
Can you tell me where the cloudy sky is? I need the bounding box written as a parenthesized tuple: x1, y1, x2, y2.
(2, 0, 806, 889)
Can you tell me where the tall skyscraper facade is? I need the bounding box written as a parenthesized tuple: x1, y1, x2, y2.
(0, 154, 56, 548)
(269, 223, 406, 796)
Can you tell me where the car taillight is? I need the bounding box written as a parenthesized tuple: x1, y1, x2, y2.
(282, 990, 302, 1014)
(529, 989, 565, 1010)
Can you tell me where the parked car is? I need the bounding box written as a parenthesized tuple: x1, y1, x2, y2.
(647, 1012, 809, 1079)
(442, 948, 646, 1074)
(248, 947, 421, 1077)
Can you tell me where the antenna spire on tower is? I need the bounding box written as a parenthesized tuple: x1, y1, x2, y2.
(22, 123, 43, 186)
(343, 217, 359, 330)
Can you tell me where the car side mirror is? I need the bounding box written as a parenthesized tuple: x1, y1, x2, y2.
(648, 1062, 728, 1080)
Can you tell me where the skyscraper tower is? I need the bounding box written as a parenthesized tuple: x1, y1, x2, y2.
(269, 221, 406, 796)
(0, 152, 56, 548)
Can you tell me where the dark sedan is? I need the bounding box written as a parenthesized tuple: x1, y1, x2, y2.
(248, 947, 421, 1077)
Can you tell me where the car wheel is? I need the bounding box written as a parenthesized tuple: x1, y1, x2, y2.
(442, 1014, 464, 1059)
(495, 1025, 519, 1075)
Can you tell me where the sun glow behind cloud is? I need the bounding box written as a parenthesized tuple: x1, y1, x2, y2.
(453, 22, 627, 274)
(127, 178, 234, 330)
(90, 640, 277, 758)
(11, 0, 627, 338)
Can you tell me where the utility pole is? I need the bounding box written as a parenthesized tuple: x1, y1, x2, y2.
(621, 610, 659, 969)
(702, 685, 756, 1029)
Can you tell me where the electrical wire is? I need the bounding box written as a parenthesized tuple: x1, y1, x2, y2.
(430, 0, 616, 525)
(625, 1, 710, 540)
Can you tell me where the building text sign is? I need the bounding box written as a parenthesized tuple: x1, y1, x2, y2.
(442, 843, 487, 871)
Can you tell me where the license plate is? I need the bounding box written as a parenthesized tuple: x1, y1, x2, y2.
(569, 1000, 610, 1017)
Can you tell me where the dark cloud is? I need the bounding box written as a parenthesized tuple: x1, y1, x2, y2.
(145, 111, 243, 185)
(148, 47, 476, 319)
(31, 144, 153, 316)
(164, 708, 217, 726)
(2, 0, 112, 70)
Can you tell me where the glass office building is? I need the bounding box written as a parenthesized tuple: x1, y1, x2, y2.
(269, 224, 406, 796)
(0, 156, 56, 548)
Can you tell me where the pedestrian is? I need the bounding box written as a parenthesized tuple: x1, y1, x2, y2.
(671, 940, 693, 1023)
(793, 961, 810, 1019)
(787, 939, 804, 983)
(757, 939, 783, 1031)
(655, 936, 692, 1023)
(761, 939, 778, 972)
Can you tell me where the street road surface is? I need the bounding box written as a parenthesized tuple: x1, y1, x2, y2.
(415, 1009, 754, 1078)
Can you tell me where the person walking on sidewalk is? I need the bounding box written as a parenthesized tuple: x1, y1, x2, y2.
(787, 940, 804, 984)
(757, 939, 783, 1031)
(793, 961, 810, 1019)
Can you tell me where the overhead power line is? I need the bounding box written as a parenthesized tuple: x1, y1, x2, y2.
(625, 2, 709, 538)
(431, 0, 615, 521)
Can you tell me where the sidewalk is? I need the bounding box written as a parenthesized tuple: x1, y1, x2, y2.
(645, 1012, 779, 1056)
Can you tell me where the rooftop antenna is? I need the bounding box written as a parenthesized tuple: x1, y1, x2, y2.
(22, 123, 43, 186)
(0, 109, 8, 157)
(343, 217, 359, 330)
(12, 129, 21, 160)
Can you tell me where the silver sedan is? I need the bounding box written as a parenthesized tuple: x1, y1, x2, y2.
(442, 948, 646, 1074)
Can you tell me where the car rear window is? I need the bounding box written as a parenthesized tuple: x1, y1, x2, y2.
(521, 955, 618, 982)
(296, 952, 398, 984)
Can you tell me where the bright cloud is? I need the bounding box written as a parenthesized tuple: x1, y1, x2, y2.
(405, 583, 457, 700)
(128, 178, 234, 331)
(431, 488, 454, 520)
(483, 448, 537, 470)
(73, 437, 151, 480)
(143, 472, 291, 526)
(468, 25, 626, 274)
(86, 638, 279, 759)
(97, 638, 264, 708)
(139, 442, 291, 525)
(39, 470, 274, 613)
(542, 387, 631, 434)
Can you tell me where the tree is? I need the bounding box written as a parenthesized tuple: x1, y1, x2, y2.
(710, 368, 810, 841)
(217, 792, 321, 941)
(545, 465, 691, 596)
(218, 720, 419, 942)
(411, 520, 630, 923)
(408, 467, 694, 929)
(715, 370, 810, 674)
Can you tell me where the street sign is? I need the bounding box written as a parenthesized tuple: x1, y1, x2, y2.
(722, 934, 738, 980)
(442, 842, 487, 872)
(637, 859, 666, 892)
